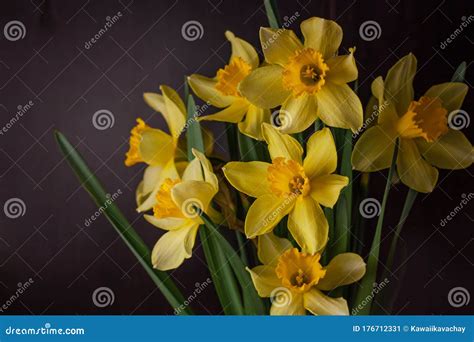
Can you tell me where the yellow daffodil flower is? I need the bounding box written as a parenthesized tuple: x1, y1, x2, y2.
(239, 17, 362, 134)
(352, 54, 473, 193)
(247, 232, 366, 315)
(223, 123, 348, 253)
(144, 149, 219, 271)
(188, 31, 270, 140)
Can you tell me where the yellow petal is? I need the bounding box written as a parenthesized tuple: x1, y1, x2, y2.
(262, 123, 303, 163)
(270, 292, 305, 315)
(300, 17, 342, 59)
(417, 130, 473, 170)
(239, 65, 290, 109)
(352, 125, 397, 172)
(278, 93, 318, 134)
(144, 215, 194, 231)
(171, 180, 217, 216)
(258, 232, 293, 266)
(397, 138, 438, 193)
(384, 53, 417, 114)
(303, 288, 349, 315)
(246, 265, 280, 297)
(317, 253, 366, 291)
(369, 76, 399, 124)
(182, 149, 218, 190)
(200, 99, 248, 123)
(151, 225, 199, 271)
(259, 27, 303, 66)
(142, 165, 163, 195)
(187, 74, 234, 108)
(424, 82, 468, 113)
(159, 85, 187, 140)
(238, 104, 270, 140)
(225, 31, 259, 69)
(316, 82, 363, 132)
(326, 49, 358, 84)
(223, 161, 271, 197)
(304, 128, 337, 178)
(288, 196, 328, 254)
(310, 174, 348, 208)
(139, 129, 175, 166)
(245, 194, 296, 238)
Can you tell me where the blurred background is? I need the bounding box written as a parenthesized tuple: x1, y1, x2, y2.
(0, 0, 472, 315)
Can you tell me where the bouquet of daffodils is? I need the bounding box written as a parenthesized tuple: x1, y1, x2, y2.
(56, 5, 472, 316)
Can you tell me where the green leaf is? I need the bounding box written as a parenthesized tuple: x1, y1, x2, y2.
(264, 0, 281, 29)
(451, 61, 466, 82)
(54, 131, 191, 314)
(186, 94, 205, 158)
(353, 139, 399, 315)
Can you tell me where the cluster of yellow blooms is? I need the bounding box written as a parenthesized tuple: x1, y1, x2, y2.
(124, 17, 472, 315)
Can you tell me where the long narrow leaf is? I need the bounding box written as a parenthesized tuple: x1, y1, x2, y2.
(54, 131, 191, 314)
(264, 0, 281, 28)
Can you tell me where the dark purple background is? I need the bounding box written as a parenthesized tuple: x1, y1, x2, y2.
(0, 0, 472, 315)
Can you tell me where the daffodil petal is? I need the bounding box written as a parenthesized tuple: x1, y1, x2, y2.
(223, 161, 271, 197)
(239, 65, 290, 109)
(238, 104, 271, 140)
(160, 85, 186, 140)
(200, 99, 248, 123)
(417, 130, 473, 170)
(304, 128, 337, 178)
(278, 93, 318, 134)
(303, 288, 349, 315)
(139, 129, 175, 166)
(171, 180, 217, 215)
(258, 232, 293, 266)
(188, 74, 234, 108)
(270, 293, 305, 315)
(246, 265, 280, 297)
(384, 53, 417, 114)
(288, 196, 328, 254)
(259, 27, 303, 66)
(262, 123, 303, 163)
(300, 17, 342, 59)
(352, 125, 397, 172)
(397, 138, 438, 193)
(316, 82, 363, 132)
(245, 194, 295, 238)
(326, 50, 358, 84)
(151, 225, 199, 271)
(310, 174, 348, 209)
(424, 82, 468, 113)
(225, 31, 259, 69)
(142, 165, 163, 195)
(317, 253, 366, 291)
(144, 215, 194, 231)
(182, 149, 218, 190)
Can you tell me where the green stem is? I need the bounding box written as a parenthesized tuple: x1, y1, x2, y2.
(264, 0, 281, 28)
